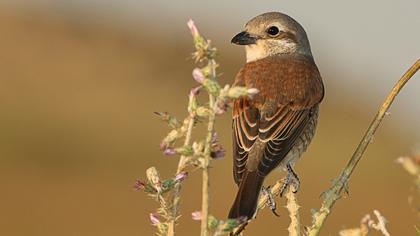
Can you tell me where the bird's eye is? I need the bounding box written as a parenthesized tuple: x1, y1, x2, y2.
(267, 26, 280, 36)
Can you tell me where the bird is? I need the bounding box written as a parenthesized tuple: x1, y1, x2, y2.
(228, 12, 324, 220)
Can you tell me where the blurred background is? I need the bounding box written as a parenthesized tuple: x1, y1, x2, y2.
(0, 1, 419, 235)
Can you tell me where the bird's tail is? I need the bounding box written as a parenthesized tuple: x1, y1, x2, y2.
(228, 171, 265, 219)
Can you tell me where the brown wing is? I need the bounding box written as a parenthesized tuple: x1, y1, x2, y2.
(232, 98, 259, 184)
(232, 55, 324, 184)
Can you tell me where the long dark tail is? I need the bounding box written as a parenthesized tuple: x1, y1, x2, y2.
(228, 171, 265, 219)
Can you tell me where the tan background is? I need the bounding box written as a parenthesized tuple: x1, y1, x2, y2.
(0, 1, 419, 235)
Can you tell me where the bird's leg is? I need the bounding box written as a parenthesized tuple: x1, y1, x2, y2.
(262, 186, 280, 217)
(280, 164, 300, 197)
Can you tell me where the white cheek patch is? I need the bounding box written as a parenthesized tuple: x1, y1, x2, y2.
(245, 42, 268, 62)
(277, 41, 298, 54)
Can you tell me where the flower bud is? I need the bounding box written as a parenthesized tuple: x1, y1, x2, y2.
(187, 19, 199, 38)
(192, 68, 205, 84)
(214, 99, 229, 115)
(163, 147, 176, 156)
(203, 79, 220, 95)
(176, 146, 193, 156)
(227, 86, 248, 98)
(192, 141, 204, 156)
(146, 167, 162, 193)
(189, 86, 201, 98)
(149, 213, 161, 225)
(133, 179, 146, 191)
(247, 88, 259, 98)
(175, 171, 188, 182)
(210, 148, 225, 159)
(196, 106, 210, 117)
(163, 130, 179, 144)
(191, 211, 202, 221)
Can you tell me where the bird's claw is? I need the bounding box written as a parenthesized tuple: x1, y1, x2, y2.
(280, 164, 300, 197)
(262, 186, 280, 217)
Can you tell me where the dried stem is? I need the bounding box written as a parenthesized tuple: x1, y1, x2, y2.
(339, 210, 390, 236)
(167, 113, 196, 236)
(306, 59, 420, 236)
(145, 20, 261, 236)
(370, 210, 390, 236)
(201, 59, 218, 236)
(285, 189, 302, 236)
(257, 180, 283, 209)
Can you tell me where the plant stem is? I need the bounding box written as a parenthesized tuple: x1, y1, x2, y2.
(257, 180, 283, 209)
(168, 113, 196, 236)
(306, 58, 420, 236)
(201, 59, 217, 236)
(285, 189, 302, 236)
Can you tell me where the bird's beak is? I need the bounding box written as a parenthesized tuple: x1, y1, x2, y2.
(231, 31, 259, 45)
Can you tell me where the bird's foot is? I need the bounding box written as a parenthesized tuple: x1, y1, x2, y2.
(262, 186, 280, 217)
(280, 164, 300, 197)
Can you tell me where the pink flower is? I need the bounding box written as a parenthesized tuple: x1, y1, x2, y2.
(210, 132, 225, 159)
(187, 19, 199, 38)
(191, 211, 202, 221)
(189, 86, 202, 100)
(149, 213, 160, 225)
(210, 146, 225, 159)
(214, 100, 229, 115)
(175, 171, 188, 182)
(133, 179, 146, 191)
(160, 141, 168, 150)
(163, 147, 176, 156)
(192, 68, 205, 84)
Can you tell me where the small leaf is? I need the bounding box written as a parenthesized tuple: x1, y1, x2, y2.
(161, 179, 176, 192)
(227, 86, 248, 98)
(208, 215, 220, 230)
(176, 146, 194, 156)
(203, 79, 221, 96)
(154, 112, 179, 128)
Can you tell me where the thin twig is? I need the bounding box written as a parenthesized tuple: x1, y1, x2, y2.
(306, 59, 420, 236)
(285, 189, 302, 236)
(167, 113, 196, 236)
(339, 210, 390, 236)
(201, 59, 218, 236)
(258, 180, 283, 209)
(370, 210, 390, 236)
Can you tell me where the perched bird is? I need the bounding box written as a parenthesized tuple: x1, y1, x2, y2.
(228, 12, 324, 219)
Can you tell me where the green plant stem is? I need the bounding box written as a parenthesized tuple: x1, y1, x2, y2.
(306, 58, 420, 236)
(201, 59, 217, 236)
(168, 114, 196, 236)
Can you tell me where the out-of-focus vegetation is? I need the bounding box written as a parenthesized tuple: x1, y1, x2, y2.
(0, 7, 418, 236)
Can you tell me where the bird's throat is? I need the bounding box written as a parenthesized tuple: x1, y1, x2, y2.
(245, 43, 268, 63)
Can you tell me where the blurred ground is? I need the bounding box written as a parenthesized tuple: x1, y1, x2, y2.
(0, 6, 418, 236)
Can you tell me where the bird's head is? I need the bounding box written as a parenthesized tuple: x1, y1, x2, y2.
(232, 12, 312, 62)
